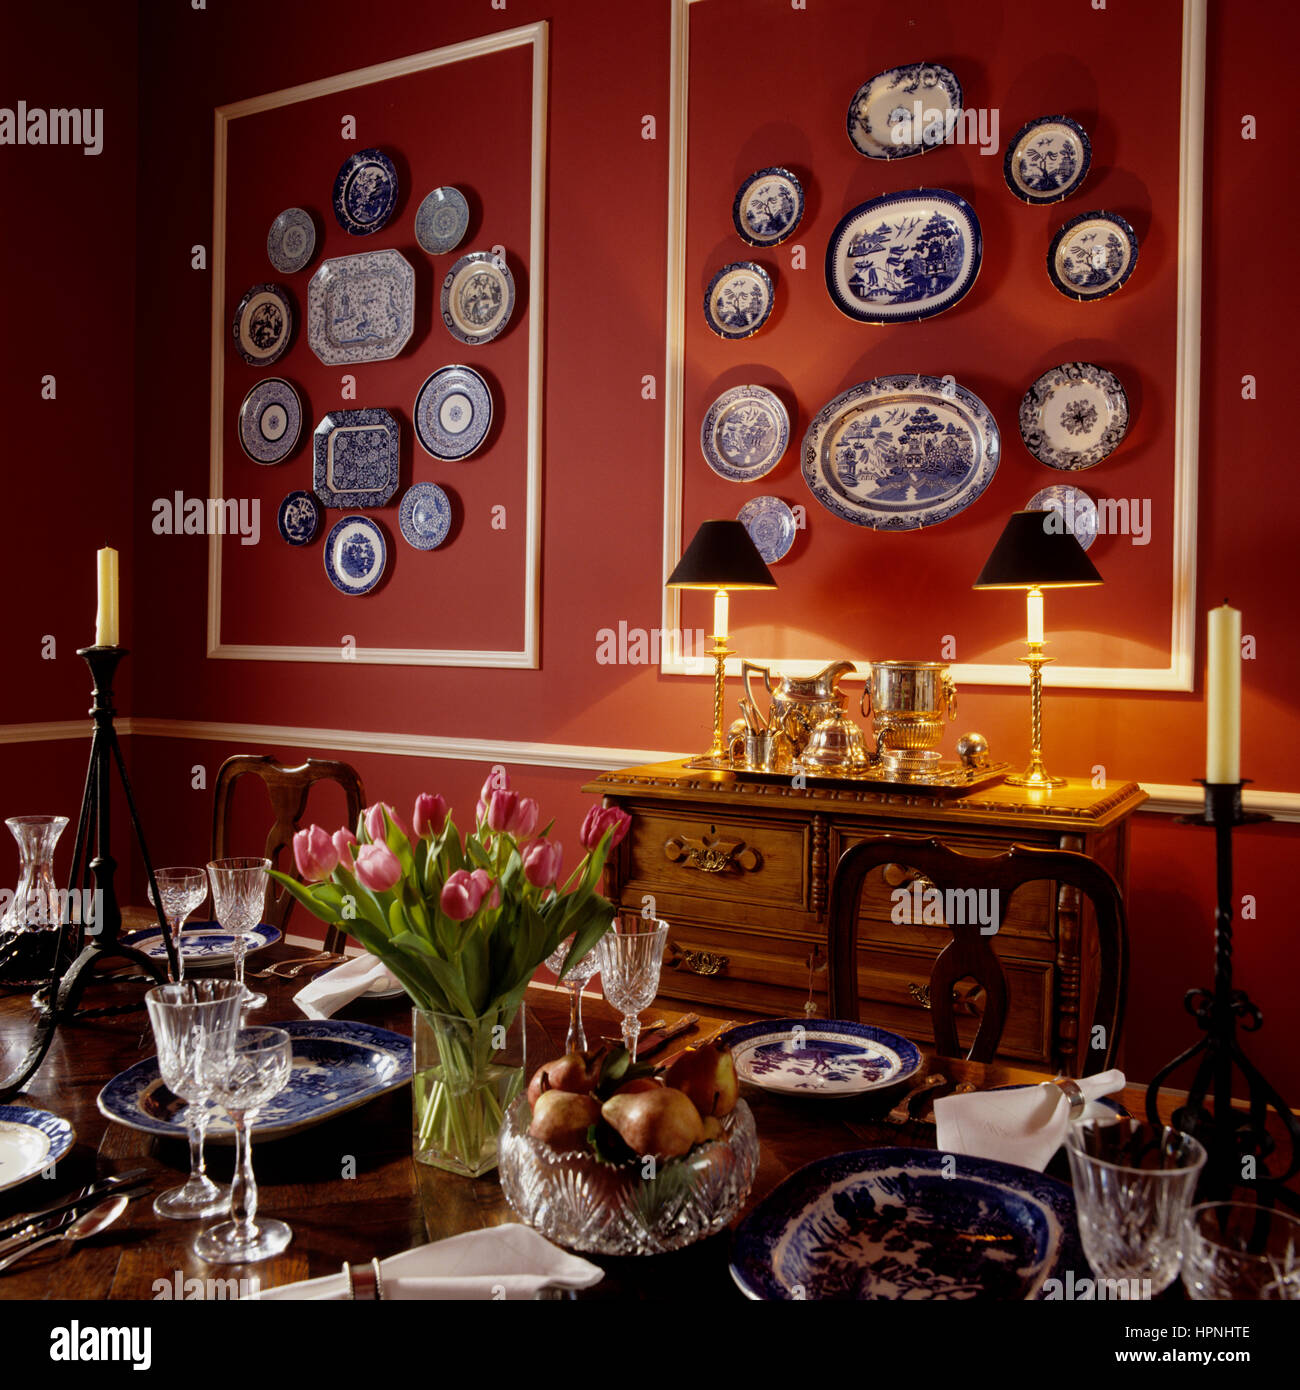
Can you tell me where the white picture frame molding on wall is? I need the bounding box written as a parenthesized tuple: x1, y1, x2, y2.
(207, 22, 548, 669)
(659, 0, 1206, 693)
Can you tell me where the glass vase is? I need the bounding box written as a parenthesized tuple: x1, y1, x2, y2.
(1, 816, 69, 988)
(411, 1006, 527, 1178)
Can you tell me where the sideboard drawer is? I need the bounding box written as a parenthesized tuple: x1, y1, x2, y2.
(654, 920, 814, 1018)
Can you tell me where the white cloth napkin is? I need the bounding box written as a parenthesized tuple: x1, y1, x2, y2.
(933, 1070, 1126, 1172)
(248, 1225, 604, 1301)
(294, 952, 401, 1019)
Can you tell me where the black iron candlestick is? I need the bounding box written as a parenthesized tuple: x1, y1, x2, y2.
(0, 646, 175, 1101)
(1144, 780, 1299, 1208)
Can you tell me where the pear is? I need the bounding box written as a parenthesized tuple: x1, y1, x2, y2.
(601, 1088, 704, 1159)
(610, 1077, 662, 1096)
(526, 1050, 602, 1107)
(699, 1115, 724, 1142)
(662, 1041, 739, 1117)
(528, 1089, 601, 1152)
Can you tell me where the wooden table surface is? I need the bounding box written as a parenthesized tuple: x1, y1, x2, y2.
(0, 944, 1214, 1301)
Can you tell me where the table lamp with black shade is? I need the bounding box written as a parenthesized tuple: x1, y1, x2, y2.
(667, 520, 776, 767)
(973, 510, 1102, 789)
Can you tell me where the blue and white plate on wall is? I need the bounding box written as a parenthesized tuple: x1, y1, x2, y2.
(733, 167, 804, 247)
(441, 251, 516, 345)
(119, 922, 281, 968)
(802, 374, 1000, 531)
(278, 490, 322, 547)
(307, 249, 415, 366)
(398, 482, 452, 551)
(332, 148, 399, 236)
(0, 1106, 75, 1194)
(266, 206, 317, 273)
(1047, 210, 1138, 301)
(97, 1019, 412, 1143)
(238, 377, 302, 464)
(1019, 361, 1129, 470)
(737, 496, 796, 564)
(825, 190, 981, 324)
(719, 1019, 922, 1097)
(846, 61, 963, 159)
(312, 408, 400, 509)
(324, 515, 387, 596)
(730, 1148, 1083, 1299)
(704, 262, 774, 339)
(1003, 116, 1091, 205)
(700, 384, 789, 482)
(415, 186, 470, 255)
(231, 283, 294, 366)
(414, 365, 492, 460)
(1027, 484, 1099, 551)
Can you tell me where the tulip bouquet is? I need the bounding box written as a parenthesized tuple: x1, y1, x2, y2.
(270, 774, 631, 1176)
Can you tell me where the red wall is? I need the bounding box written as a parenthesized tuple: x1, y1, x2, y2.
(1, 0, 1296, 1099)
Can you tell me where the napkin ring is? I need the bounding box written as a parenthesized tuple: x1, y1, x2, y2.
(343, 1258, 385, 1300)
(1051, 1077, 1087, 1118)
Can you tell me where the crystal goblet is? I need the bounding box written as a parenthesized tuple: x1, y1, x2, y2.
(594, 920, 669, 1062)
(147, 867, 208, 983)
(207, 857, 270, 1010)
(1182, 1201, 1300, 1300)
(545, 933, 602, 1053)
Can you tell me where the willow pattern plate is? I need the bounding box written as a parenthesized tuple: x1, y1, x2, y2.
(278, 490, 321, 547)
(720, 1019, 922, 1097)
(0, 1107, 75, 1194)
(1047, 210, 1138, 301)
(118, 921, 281, 967)
(231, 283, 294, 366)
(323, 515, 387, 596)
(1003, 116, 1091, 205)
(733, 167, 804, 247)
(700, 384, 789, 481)
(846, 62, 963, 159)
(704, 262, 774, 339)
(332, 148, 398, 236)
(1019, 361, 1129, 470)
(441, 251, 516, 345)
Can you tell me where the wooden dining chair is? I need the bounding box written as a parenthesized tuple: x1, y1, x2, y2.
(211, 755, 366, 954)
(825, 834, 1129, 1070)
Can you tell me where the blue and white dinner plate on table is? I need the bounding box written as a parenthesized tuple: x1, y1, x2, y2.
(332, 148, 399, 236)
(700, 384, 789, 482)
(0, 1106, 75, 1194)
(737, 496, 796, 564)
(119, 921, 280, 968)
(398, 482, 452, 551)
(846, 61, 963, 159)
(733, 167, 804, 247)
(1047, 210, 1139, 301)
(414, 365, 492, 460)
(312, 408, 400, 509)
(266, 206, 317, 273)
(730, 1147, 1084, 1300)
(1019, 361, 1129, 470)
(238, 377, 302, 464)
(97, 1020, 413, 1143)
(323, 515, 387, 596)
(1027, 485, 1098, 552)
(278, 490, 322, 547)
(1003, 116, 1091, 205)
(415, 185, 470, 255)
(231, 283, 294, 366)
(704, 262, 774, 339)
(720, 1019, 922, 1097)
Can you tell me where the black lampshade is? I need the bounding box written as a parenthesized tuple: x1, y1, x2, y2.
(666, 520, 777, 591)
(972, 511, 1104, 590)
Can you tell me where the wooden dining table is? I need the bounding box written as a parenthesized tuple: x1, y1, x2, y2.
(0, 943, 1268, 1301)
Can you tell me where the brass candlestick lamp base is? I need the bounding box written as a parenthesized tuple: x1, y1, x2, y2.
(1004, 645, 1065, 789)
(683, 634, 732, 770)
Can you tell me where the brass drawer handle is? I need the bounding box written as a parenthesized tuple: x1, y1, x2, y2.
(663, 833, 762, 875)
(882, 863, 937, 894)
(908, 981, 932, 1010)
(674, 949, 729, 977)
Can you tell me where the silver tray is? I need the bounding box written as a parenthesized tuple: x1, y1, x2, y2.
(728, 760, 1013, 798)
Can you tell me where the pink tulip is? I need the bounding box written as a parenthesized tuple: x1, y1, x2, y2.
(293, 825, 338, 883)
(512, 797, 541, 838)
(413, 792, 448, 839)
(483, 789, 520, 833)
(365, 802, 410, 843)
(522, 840, 563, 888)
(579, 804, 632, 852)
(470, 868, 500, 910)
(332, 828, 358, 862)
(476, 768, 511, 823)
(353, 842, 402, 893)
(441, 868, 484, 921)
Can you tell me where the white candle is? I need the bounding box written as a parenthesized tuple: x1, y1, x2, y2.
(1026, 588, 1045, 646)
(712, 589, 729, 643)
(95, 547, 119, 647)
(1206, 602, 1241, 783)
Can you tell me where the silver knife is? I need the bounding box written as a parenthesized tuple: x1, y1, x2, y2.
(0, 1168, 150, 1242)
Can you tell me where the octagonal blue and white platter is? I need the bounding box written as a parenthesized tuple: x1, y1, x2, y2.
(719, 1018, 922, 1097)
(0, 1107, 75, 1195)
(307, 249, 415, 367)
(312, 408, 400, 509)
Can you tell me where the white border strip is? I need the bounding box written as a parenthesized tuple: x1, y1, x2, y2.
(208, 23, 548, 669)
(660, 0, 1205, 692)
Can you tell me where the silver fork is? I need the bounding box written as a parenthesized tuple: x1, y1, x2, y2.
(252, 952, 345, 980)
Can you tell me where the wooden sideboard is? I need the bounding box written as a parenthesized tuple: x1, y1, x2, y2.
(583, 762, 1147, 1076)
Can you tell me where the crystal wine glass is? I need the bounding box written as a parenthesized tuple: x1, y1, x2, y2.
(545, 932, 602, 1053)
(144, 980, 246, 1219)
(595, 920, 669, 1062)
(147, 867, 208, 983)
(1064, 1120, 1207, 1297)
(207, 857, 270, 1010)
(1182, 1201, 1300, 1300)
(193, 1026, 293, 1264)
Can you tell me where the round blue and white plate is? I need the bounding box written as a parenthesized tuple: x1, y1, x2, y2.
(97, 1019, 413, 1143)
(0, 1106, 75, 1194)
(1027, 484, 1098, 552)
(278, 490, 321, 547)
(733, 167, 804, 247)
(730, 1147, 1084, 1299)
(737, 496, 796, 564)
(119, 921, 281, 968)
(1004, 115, 1091, 205)
(323, 515, 387, 596)
(1048, 210, 1139, 301)
(701, 384, 789, 482)
(266, 206, 317, 273)
(704, 262, 774, 339)
(1020, 361, 1129, 470)
(414, 365, 492, 460)
(332, 148, 398, 236)
(231, 283, 294, 366)
(398, 482, 452, 551)
(720, 1019, 922, 1097)
(238, 377, 302, 464)
(846, 62, 963, 159)
(415, 186, 470, 255)
(441, 251, 516, 346)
